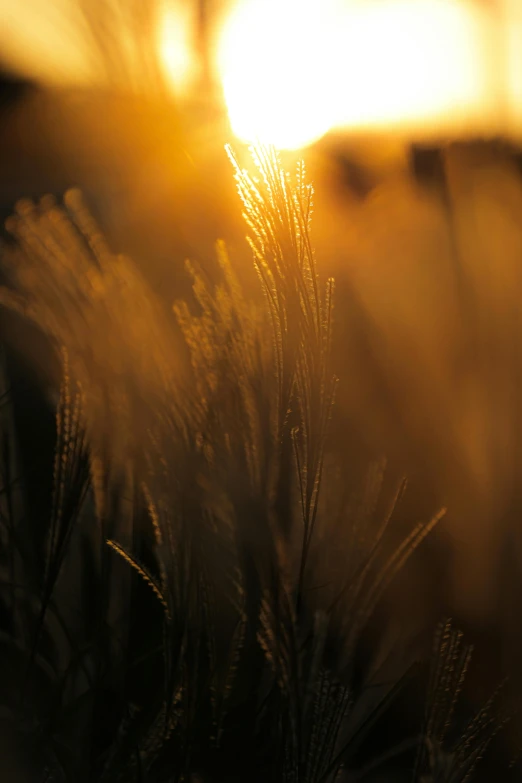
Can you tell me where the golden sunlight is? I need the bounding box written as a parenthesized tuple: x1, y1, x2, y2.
(0, 0, 92, 85)
(335, 0, 496, 132)
(216, 0, 505, 149)
(0, 0, 519, 146)
(158, 1, 198, 97)
(216, 0, 345, 150)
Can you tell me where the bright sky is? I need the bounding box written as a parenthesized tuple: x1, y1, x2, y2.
(0, 0, 520, 149)
(216, 0, 509, 148)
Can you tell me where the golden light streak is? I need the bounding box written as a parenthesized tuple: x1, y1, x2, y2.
(158, 1, 198, 97)
(0, 0, 92, 85)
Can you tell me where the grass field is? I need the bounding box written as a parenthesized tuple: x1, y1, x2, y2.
(0, 133, 521, 782)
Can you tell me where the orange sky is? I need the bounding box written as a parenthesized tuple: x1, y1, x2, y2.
(1, 0, 521, 148)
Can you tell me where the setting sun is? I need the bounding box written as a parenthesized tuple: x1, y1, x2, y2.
(0, 0, 519, 148)
(216, 0, 345, 150)
(216, 0, 505, 149)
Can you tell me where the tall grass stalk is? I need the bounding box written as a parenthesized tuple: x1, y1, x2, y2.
(0, 143, 504, 782)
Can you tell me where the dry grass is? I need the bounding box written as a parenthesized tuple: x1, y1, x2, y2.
(0, 144, 507, 782)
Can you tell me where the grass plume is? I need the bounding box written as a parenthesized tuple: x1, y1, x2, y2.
(0, 142, 506, 782)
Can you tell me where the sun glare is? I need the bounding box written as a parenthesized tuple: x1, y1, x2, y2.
(336, 0, 494, 130)
(0, 0, 518, 148)
(216, 0, 504, 149)
(216, 0, 345, 151)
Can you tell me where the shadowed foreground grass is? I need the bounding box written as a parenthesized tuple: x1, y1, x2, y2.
(0, 144, 514, 782)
